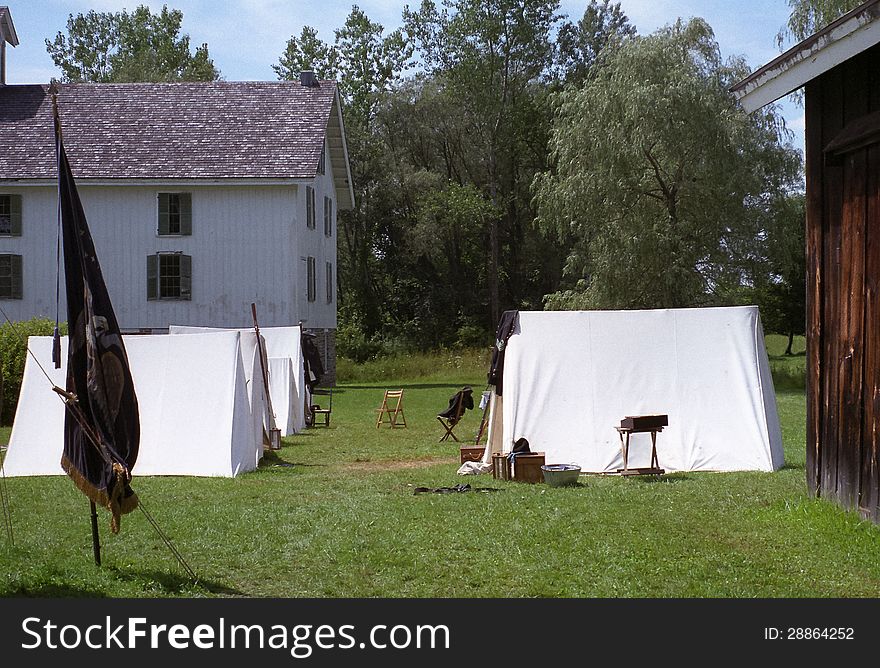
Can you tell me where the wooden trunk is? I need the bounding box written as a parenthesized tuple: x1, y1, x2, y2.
(460, 446, 485, 465)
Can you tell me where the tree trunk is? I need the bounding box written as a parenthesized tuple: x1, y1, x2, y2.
(785, 330, 794, 356)
(488, 148, 500, 329)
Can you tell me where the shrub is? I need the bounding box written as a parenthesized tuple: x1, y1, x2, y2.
(455, 324, 490, 349)
(337, 347, 492, 384)
(0, 317, 65, 424)
(335, 322, 387, 363)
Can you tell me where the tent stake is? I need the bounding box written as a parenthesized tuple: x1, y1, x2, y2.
(89, 501, 101, 567)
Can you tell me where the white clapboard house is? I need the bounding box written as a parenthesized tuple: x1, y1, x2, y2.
(0, 8, 352, 380)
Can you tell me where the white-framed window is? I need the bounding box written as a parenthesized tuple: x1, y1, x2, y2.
(0, 194, 23, 236)
(307, 256, 316, 302)
(317, 147, 325, 175)
(326, 261, 333, 303)
(147, 252, 192, 300)
(306, 186, 316, 229)
(0, 254, 22, 299)
(323, 196, 333, 237)
(157, 193, 192, 235)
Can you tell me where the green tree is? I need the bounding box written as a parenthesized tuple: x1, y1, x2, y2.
(777, 0, 864, 46)
(534, 18, 801, 310)
(273, 26, 340, 81)
(275, 2, 631, 348)
(46, 5, 219, 83)
(275, 7, 411, 336)
(404, 0, 563, 327)
(555, 0, 636, 84)
(747, 193, 806, 354)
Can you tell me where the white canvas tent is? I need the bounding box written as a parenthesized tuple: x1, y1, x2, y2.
(485, 306, 784, 473)
(169, 325, 305, 436)
(3, 331, 261, 477)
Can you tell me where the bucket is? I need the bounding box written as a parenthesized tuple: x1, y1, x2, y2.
(541, 464, 581, 487)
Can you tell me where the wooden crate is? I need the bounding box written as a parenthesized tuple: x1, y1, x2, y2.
(492, 452, 545, 483)
(491, 453, 511, 480)
(512, 452, 545, 484)
(460, 446, 486, 465)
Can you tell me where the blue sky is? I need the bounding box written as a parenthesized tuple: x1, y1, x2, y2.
(4, 1, 804, 152)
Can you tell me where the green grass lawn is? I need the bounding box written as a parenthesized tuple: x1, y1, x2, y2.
(764, 333, 807, 390)
(2, 345, 880, 598)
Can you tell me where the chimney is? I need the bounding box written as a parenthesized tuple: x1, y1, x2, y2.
(0, 7, 20, 86)
(299, 71, 318, 88)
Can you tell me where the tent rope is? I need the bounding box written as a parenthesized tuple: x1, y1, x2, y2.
(0, 448, 13, 545)
(136, 499, 198, 583)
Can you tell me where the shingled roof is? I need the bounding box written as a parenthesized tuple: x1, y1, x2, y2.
(0, 80, 354, 208)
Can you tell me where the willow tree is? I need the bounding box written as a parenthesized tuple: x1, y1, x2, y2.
(533, 18, 801, 310)
(777, 0, 865, 46)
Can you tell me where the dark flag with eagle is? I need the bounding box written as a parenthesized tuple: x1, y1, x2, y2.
(55, 106, 140, 534)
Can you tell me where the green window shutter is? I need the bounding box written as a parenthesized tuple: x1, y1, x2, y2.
(10, 195, 22, 236)
(11, 255, 22, 299)
(179, 193, 192, 235)
(326, 261, 333, 303)
(180, 254, 192, 300)
(158, 193, 170, 235)
(306, 187, 315, 229)
(307, 256, 316, 302)
(147, 254, 158, 300)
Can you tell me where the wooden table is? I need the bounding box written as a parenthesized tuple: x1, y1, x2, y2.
(615, 425, 665, 476)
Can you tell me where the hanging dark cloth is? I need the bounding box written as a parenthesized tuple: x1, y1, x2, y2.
(301, 330, 324, 391)
(57, 136, 140, 534)
(487, 310, 519, 396)
(438, 386, 474, 422)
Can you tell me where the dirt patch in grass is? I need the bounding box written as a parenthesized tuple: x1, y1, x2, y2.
(338, 455, 458, 473)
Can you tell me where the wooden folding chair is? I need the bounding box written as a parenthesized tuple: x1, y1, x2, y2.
(310, 388, 332, 427)
(436, 386, 473, 442)
(375, 389, 406, 428)
(437, 407, 464, 442)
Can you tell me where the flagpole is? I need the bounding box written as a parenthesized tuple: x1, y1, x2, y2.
(89, 501, 101, 567)
(51, 82, 102, 569)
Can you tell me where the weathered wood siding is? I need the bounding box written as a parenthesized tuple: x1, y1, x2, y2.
(805, 42, 880, 521)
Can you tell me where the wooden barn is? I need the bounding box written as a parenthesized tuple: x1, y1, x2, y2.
(732, 0, 880, 521)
